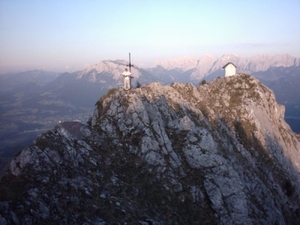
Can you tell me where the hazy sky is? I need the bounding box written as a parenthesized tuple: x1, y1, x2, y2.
(1, 0, 299, 73)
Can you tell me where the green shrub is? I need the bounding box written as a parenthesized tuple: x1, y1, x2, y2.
(136, 81, 141, 88)
(201, 80, 207, 85)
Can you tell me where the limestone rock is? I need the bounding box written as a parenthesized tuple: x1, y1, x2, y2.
(1, 75, 300, 224)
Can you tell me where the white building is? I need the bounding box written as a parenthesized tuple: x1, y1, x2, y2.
(222, 62, 237, 77)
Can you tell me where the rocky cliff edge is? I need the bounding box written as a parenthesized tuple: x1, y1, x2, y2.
(1, 74, 300, 224)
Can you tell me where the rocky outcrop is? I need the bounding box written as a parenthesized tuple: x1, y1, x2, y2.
(1, 75, 300, 224)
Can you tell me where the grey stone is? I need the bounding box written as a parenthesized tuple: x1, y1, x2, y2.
(2, 76, 300, 224)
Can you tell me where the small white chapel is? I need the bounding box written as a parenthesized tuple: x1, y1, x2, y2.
(222, 62, 237, 77)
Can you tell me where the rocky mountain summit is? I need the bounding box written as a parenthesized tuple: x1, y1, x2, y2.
(1, 74, 300, 224)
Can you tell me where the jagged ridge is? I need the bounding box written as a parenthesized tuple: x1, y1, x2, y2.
(1, 75, 300, 224)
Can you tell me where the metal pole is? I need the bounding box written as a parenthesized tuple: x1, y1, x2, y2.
(127, 53, 134, 72)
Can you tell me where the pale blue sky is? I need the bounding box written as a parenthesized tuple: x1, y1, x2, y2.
(1, 0, 299, 73)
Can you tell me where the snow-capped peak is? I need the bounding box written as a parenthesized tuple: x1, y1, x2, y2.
(153, 56, 198, 72)
(77, 60, 140, 82)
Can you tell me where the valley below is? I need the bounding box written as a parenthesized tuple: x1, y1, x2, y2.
(0, 100, 92, 171)
(0, 113, 92, 170)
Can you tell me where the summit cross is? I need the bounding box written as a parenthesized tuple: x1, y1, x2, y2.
(126, 53, 134, 72)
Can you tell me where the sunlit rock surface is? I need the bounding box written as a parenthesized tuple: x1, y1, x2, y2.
(1, 74, 300, 224)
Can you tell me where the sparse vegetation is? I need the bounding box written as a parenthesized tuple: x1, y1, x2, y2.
(200, 79, 207, 85)
(170, 82, 198, 103)
(105, 88, 118, 99)
(136, 81, 142, 88)
(197, 102, 210, 118)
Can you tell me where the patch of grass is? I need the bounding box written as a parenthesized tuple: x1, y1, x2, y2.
(171, 83, 198, 103)
(197, 103, 209, 119)
(105, 88, 118, 98)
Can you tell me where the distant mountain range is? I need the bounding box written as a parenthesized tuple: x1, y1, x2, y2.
(1, 54, 299, 118)
(151, 53, 300, 83)
(0, 54, 300, 169)
(0, 70, 59, 92)
(2, 54, 299, 105)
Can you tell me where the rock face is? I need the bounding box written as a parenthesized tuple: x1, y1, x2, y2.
(1, 75, 300, 224)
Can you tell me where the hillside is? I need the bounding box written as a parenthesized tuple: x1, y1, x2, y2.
(1, 75, 300, 224)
